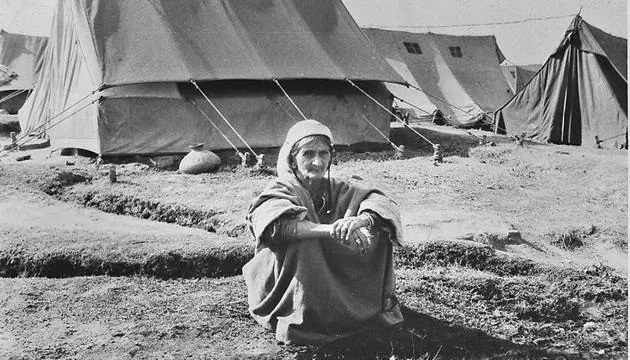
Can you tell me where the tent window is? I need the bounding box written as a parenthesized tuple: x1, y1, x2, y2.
(403, 42, 422, 54)
(510, 71, 516, 79)
(449, 46, 462, 58)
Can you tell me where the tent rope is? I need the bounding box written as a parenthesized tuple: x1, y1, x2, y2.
(596, 132, 626, 143)
(404, 82, 479, 119)
(190, 79, 259, 158)
(188, 99, 240, 153)
(0, 88, 29, 105)
(346, 79, 436, 147)
(347, 79, 443, 164)
(0, 95, 101, 159)
(394, 95, 488, 142)
(2, 88, 100, 150)
(359, 113, 403, 152)
(392, 95, 433, 117)
(274, 100, 299, 122)
(190, 80, 263, 167)
(273, 79, 307, 121)
(478, 116, 547, 145)
(400, 85, 547, 146)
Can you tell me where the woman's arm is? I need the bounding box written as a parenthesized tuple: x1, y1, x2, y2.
(263, 218, 334, 246)
(264, 218, 370, 255)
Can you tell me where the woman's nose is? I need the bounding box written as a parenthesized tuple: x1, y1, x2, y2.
(312, 157, 324, 166)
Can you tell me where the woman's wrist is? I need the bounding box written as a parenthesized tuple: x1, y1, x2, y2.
(297, 221, 334, 240)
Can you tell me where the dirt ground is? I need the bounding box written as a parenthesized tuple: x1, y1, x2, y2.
(0, 123, 627, 359)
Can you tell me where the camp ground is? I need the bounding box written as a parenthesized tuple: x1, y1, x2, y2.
(495, 15, 627, 149)
(0, 0, 54, 114)
(362, 28, 514, 128)
(0, 1, 627, 359)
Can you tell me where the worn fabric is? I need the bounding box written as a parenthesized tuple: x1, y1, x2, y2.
(242, 120, 404, 344)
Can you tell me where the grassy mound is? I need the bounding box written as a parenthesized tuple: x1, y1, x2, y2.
(395, 240, 538, 276)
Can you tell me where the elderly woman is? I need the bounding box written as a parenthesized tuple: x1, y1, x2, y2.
(242, 119, 404, 344)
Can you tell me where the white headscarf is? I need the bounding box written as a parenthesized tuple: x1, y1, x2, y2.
(276, 119, 334, 179)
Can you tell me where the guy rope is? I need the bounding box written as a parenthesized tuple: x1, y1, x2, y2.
(189, 79, 263, 167)
(273, 78, 307, 121)
(360, 114, 404, 157)
(0, 88, 29, 106)
(393, 94, 489, 144)
(0, 91, 101, 159)
(346, 78, 442, 164)
(274, 100, 299, 122)
(400, 83, 548, 146)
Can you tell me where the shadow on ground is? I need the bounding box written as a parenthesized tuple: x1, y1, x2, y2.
(290, 306, 577, 360)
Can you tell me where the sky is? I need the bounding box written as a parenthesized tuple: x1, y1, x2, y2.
(1, 0, 626, 65)
(342, 0, 627, 65)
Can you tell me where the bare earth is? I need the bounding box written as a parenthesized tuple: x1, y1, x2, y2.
(0, 123, 627, 359)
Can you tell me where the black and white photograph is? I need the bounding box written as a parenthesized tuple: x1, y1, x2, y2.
(0, 0, 627, 358)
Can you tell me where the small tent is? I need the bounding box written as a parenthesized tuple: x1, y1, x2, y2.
(0, 0, 54, 114)
(501, 64, 541, 93)
(19, 0, 403, 156)
(494, 16, 627, 149)
(363, 28, 514, 127)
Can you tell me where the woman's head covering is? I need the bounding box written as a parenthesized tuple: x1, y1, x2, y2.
(277, 119, 334, 179)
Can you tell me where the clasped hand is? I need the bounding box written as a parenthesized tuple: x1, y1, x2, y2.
(330, 214, 374, 256)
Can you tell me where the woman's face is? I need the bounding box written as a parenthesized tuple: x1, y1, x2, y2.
(293, 137, 331, 182)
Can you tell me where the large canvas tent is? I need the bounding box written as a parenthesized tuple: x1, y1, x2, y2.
(363, 28, 514, 127)
(494, 16, 627, 149)
(19, 0, 403, 155)
(0, 0, 54, 113)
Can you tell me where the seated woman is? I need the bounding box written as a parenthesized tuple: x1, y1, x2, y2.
(242, 119, 404, 344)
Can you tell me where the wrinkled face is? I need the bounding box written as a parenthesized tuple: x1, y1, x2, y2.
(293, 137, 331, 182)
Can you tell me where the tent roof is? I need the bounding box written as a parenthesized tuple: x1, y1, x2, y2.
(362, 27, 513, 123)
(553, 15, 627, 81)
(580, 18, 627, 81)
(65, 0, 403, 86)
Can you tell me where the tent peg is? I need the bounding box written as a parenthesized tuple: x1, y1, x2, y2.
(238, 151, 250, 168)
(431, 143, 443, 165)
(254, 153, 265, 169)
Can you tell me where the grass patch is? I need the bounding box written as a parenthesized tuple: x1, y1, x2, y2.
(34, 168, 93, 195)
(469, 145, 515, 164)
(395, 240, 538, 276)
(547, 226, 596, 250)
(67, 190, 226, 232)
(0, 246, 252, 279)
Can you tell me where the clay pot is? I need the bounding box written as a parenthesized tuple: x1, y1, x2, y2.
(178, 143, 221, 174)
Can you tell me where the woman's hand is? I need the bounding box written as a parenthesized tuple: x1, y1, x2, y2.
(347, 227, 374, 256)
(330, 214, 371, 244)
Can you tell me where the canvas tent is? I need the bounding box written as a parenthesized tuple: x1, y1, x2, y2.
(19, 0, 403, 156)
(0, 0, 54, 113)
(494, 16, 627, 149)
(501, 64, 541, 93)
(363, 28, 514, 127)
